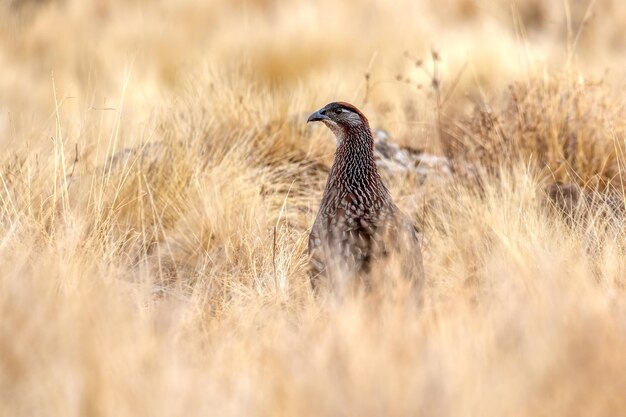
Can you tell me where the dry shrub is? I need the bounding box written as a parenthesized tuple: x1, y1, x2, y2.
(445, 73, 626, 191)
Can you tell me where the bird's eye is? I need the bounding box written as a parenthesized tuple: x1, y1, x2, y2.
(334, 108, 344, 114)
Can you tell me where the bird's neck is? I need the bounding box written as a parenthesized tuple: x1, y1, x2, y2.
(327, 126, 383, 192)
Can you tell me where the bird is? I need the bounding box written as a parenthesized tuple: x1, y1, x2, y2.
(306, 101, 424, 291)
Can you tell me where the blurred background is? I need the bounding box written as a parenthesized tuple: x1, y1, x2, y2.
(3, 0, 625, 140)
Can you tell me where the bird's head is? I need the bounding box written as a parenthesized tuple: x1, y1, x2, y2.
(307, 102, 370, 143)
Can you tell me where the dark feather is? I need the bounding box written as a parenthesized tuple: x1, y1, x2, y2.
(307, 102, 423, 289)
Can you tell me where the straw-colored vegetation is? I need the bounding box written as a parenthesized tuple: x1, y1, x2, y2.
(1, 1, 626, 416)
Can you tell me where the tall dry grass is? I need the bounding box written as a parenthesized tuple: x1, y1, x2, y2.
(1, 1, 626, 416)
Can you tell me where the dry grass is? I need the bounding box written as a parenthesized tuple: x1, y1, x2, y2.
(444, 73, 626, 189)
(1, 1, 626, 416)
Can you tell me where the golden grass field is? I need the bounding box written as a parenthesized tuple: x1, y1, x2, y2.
(1, 0, 626, 415)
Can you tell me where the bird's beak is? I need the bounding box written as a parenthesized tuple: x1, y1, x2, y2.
(307, 110, 328, 123)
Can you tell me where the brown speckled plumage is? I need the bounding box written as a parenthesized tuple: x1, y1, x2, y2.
(307, 102, 423, 288)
